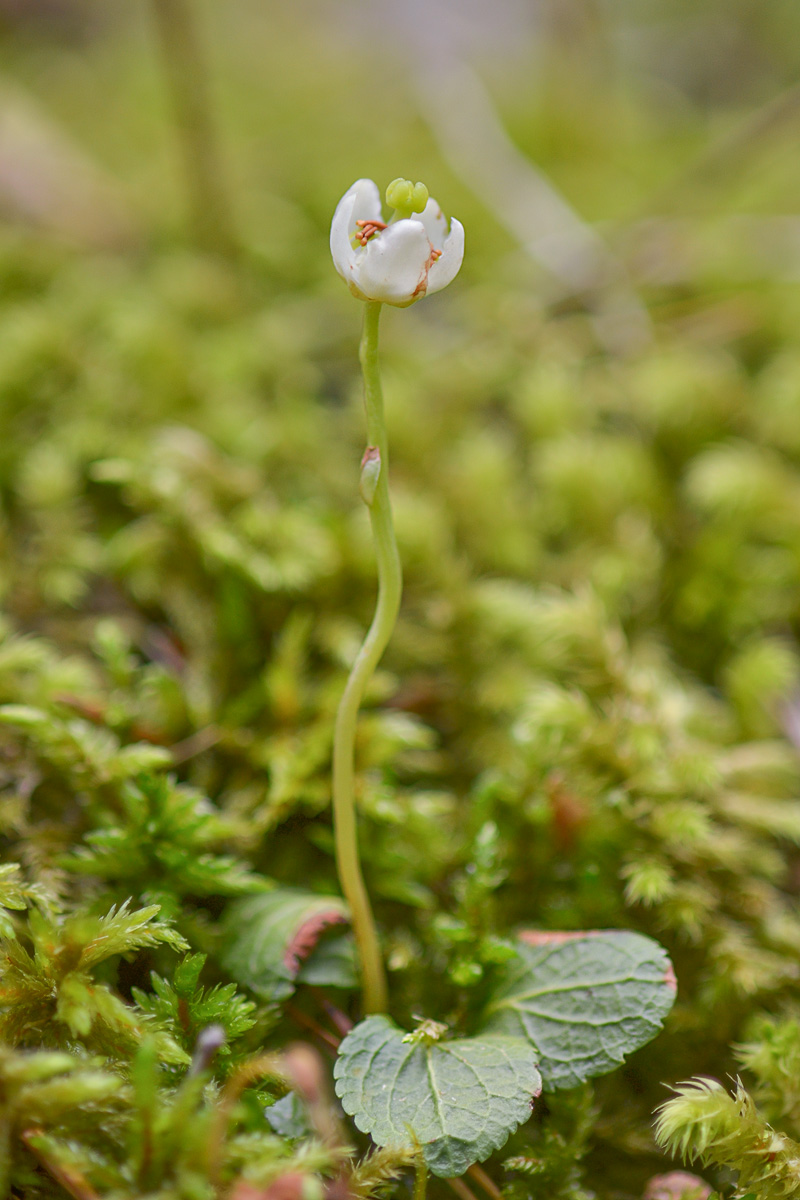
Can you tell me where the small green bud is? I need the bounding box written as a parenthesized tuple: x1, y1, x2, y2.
(402, 1018, 449, 1046)
(386, 178, 429, 218)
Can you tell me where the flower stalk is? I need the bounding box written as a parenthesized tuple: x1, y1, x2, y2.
(329, 178, 462, 1014)
(332, 301, 400, 1015)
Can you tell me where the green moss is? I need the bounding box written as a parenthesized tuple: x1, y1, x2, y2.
(2, 4, 800, 1197)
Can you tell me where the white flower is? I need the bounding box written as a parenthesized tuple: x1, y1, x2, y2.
(330, 178, 465, 307)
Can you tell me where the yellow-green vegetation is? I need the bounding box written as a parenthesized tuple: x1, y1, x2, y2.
(2, 3, 800, 1198)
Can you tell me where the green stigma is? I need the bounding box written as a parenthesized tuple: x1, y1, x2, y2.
(386, 178, 429, 220)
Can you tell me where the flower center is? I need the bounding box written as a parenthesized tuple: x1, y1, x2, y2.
(353, 218, 388, 247)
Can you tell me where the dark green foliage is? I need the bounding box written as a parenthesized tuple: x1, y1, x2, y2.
(737, 1012, 800, 1131)
(0, 704, 171, 795)
(0, 899, 188, 1057)
(132, 953, 258, 1063)
(502, 1085, 595, 1200)
(0, 863, 53, 938)
(0, 1044, 123, 1198)
(4, 1038, 341, 1200)
(61, 773, 266, 915)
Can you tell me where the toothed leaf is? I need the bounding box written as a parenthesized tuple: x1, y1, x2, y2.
(296, 931, 358, 988)
(334, 1014, 541, 1177)
(480, 931, 676, 1089)
(221, 888, 350, 1002)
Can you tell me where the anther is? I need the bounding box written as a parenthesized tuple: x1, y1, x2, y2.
(353, 218, 388, 247)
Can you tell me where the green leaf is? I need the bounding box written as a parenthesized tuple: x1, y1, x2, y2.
(480, 931, 676, 1089)
(221, 888, 350, 1002)
(296, 931, 358, 988)
(334, 1015, 541, 1178)
(265, 1092, 312, 1140)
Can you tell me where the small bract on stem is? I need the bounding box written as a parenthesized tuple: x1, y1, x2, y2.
(330, 179, 464, 1013)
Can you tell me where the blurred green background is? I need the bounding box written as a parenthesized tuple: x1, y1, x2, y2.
(3, 0, 800, 675)
(3, 5, 800, 1196)
(3, 0, 800, 293)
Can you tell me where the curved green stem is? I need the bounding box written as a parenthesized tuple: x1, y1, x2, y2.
(332, 301, 401, 1014)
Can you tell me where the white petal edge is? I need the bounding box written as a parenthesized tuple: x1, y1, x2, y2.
(330, 179, 382, 280)
(417, 196, 448, 251)
(427, 217, 465, 295)
(354, 219, 431, 305)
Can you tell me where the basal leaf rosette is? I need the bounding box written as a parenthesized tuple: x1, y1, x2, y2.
(480, 930, 677, 1090)
(334, 1015, 541, 1177)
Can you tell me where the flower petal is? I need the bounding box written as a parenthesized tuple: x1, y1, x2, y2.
(426, 217, 465, 295)
(354, 218, 431, 305)
(330, 179, 382, 280)
(416, 196, 449, 251)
